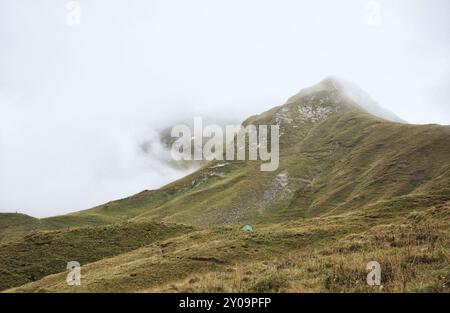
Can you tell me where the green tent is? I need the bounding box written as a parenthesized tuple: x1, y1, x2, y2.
(241, 224, 253, 232)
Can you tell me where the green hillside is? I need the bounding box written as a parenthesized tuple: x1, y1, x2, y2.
(0, 213, 42, 243)
(65, 78, 450, 225)
(1, 78, 449, 292)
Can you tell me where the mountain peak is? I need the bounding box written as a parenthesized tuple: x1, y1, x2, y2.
(286, 77, 405, 123)
(286, 76, 343, 104)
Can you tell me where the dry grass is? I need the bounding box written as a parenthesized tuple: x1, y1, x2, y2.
(147, 206, 449, 293)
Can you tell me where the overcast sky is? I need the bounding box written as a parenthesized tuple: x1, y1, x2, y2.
(0, 0, 449, 217)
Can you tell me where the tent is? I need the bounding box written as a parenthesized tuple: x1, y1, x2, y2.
(241, 224, 253, 232)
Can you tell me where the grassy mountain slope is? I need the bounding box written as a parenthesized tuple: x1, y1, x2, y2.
(4, 79, 448, 233)
(1, 78, 449, 292)
(0, 213, 42, 243)
(64, 78, 450, 225)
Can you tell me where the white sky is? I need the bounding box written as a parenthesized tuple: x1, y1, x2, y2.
(0, 0, 449, 217)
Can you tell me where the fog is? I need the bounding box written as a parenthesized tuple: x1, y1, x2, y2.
(0, 0, 449, 217)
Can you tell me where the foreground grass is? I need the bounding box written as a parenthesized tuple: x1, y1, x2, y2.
(0, 221, 192, 291)
(155, 205, 449, 293)
(5, 201, 449, 293)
